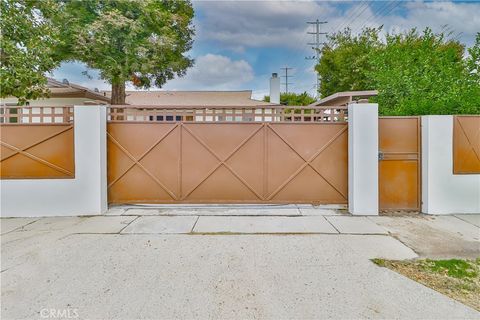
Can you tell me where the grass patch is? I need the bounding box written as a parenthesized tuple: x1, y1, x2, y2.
(372, 258, 480, 311)
(426, 259, 478, 279)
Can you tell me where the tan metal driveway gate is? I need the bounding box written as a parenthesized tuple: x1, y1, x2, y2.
(107, 106, 348, 204)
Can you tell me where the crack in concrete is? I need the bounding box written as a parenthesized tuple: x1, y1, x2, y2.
(323, 216, 341, 233)
(190, 216, 200, 233)
(0, 218, 41, 236)
(1, 261, 27, 274)
(117, 216, 140, 234)
(452, 215, 480, 228)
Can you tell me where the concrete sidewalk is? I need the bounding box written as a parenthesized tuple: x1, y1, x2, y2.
(371, 214, 480, 259)
(105, 204, 346, 216)
(1, 209, 479, 319)
(118, 215, 388, 235)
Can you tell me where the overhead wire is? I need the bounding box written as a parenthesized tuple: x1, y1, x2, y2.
(350, 1, 393, 34)
(334, 1, 367, 35)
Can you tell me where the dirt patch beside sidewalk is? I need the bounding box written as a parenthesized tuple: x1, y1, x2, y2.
(373, 258, 480, 311)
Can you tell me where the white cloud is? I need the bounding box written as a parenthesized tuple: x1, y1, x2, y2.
(195, 1, 335, 51)
(194, 1, 480, 51)
(52, 54, 254, 92)
(384, 2, 480, 45)
(163, 53, 254, 90)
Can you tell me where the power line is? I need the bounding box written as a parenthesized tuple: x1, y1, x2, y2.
(335, 1, 367, 34)
(350, 1, 402, 36)
(350, 1, 391, 34)
(283, 28, 312, 74)
(306, 19, 327, 97)
(345, 2, 372, 33)
(277, 23, 320, 97)
(353, 1, 400, 34)
(307, 19, 328, 57)
(290, 83, 317, 95)
(381, 1, 402, 21)
(280, 67, 294, 93)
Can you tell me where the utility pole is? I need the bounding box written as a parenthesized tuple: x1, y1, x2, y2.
(306, 19, 327, 98)
(280, 67, 293, 94)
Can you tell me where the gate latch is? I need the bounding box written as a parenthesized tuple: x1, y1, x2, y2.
(378, 151, 384, 161)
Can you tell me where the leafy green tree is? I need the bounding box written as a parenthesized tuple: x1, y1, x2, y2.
(57, 0, 195, 104)
(463, 34, 480, 114)
(0, 0, 61, 104)
(263, 91, 316, 106)
(317, 27, 480, 115)
(369, 28, 480, 115)
(316, 27, 382, 98)
(466, 33, 480, 82)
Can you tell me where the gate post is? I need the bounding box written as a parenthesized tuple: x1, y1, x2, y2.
(70, 104, 108, 215)
(348, 103, 379, 215)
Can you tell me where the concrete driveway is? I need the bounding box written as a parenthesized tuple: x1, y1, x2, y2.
(1, 205, 479, 319)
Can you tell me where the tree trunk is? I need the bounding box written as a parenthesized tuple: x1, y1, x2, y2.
(111, 82, 126, 105)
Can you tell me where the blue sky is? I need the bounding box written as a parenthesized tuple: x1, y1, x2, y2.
(52, 1, 480, 100)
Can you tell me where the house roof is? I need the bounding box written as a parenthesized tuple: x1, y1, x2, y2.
(9, 78, 276, 107)
(47, 78, 110, 103)
(310, 90, 378, 107)
(102, 90, 279, 107)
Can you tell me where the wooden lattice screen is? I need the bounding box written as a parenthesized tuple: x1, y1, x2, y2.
(107, 105, 348, 123)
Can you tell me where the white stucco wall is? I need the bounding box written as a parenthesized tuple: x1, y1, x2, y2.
(422, 116, 480, 214)
(348, 103, 379, 215)
(0, 106, 107, 217)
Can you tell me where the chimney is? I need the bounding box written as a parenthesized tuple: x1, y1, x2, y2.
(269, 73, 280, 104)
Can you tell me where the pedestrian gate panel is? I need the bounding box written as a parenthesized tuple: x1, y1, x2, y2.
(379, 117, 421, 210)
